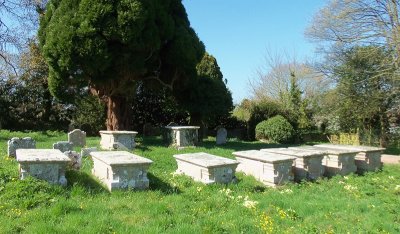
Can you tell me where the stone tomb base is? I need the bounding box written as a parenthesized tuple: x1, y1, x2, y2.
(16, 149, 70, 186)
(314, 144, 383, 173)
(261, 148, 325, 181)
(90, 151, 153, 191)
(173, 152, 238, 184)
(232, 150, 296, 187)
(99, 131, 138, 150)
(290, 146, 357, 177)
(164, 126, 200, 148)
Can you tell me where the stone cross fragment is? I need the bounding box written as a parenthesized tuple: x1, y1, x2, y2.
(53, 141, 73, 153)
(64, 150, 82, 170)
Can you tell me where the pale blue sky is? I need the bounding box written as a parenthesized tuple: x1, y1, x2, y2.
(182, 1, 326, 104)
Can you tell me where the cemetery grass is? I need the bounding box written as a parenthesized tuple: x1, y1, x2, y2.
(0, 131, 399, 233)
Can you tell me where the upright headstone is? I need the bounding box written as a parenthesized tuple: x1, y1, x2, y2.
(68, 129, 86, 147)
(53, 141, 73, 153)
(64, 151, 82, 170)
(216, 128, 227, 145)
(7, 137, 36, 157)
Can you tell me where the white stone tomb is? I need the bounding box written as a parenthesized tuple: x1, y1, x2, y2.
(173, 152, 238, 184)
(261, 148, 325, 181)
(90, 151, 153, 191)
(232, 150, 296, 187)
(289, 146, 358, 177)
(164, 126, 200, 148)
(314, 144, 384, 173)
(16, 149, 70, 186)
(99, 131, 138, 150)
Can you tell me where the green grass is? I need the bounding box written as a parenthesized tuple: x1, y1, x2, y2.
(0, 131, 400, 233)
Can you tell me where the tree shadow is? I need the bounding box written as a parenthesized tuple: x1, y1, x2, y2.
(66, 170, 109, 194)
(147, 172, 181, 195)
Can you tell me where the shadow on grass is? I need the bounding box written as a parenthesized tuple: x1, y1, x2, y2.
(148, 172, 181, 195)
(66, 170, 109, 194)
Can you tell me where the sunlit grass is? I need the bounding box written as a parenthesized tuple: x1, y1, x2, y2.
(0, 131, 399, 233)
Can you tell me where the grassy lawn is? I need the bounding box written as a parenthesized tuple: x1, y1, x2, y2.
(0, 130, 399, 233)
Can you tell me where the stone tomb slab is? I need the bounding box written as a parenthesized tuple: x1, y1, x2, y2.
(261, 148, 325, 181)
(16, 149, 70, 186)
(164, 126, 200, 148)
(289, 146, 358, 177)
(90, 151, 153, 191)
(99, 131, 138, 150)
(173, 152, 238, 184)
(314, 144, 384, 173)
(232, 150, 296, 187)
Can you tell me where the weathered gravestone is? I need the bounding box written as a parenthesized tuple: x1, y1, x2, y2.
(216, 127, 227, 145)
(68, 129, 86, 147)
(53, 141, 73, 153)
(7, 137, 36, 157)
(81, 147, 97, 157)
(64, 151, 82, 170)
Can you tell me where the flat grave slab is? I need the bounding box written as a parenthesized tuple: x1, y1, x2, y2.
(289, 146, 358, 177)
(99, 131, 138, 150)
(16, 149, 70, 186)
(90, 151, 152, 191)
(173, 152, 238, 184)
(164, 126, 200, 148)
(232, 150, 296, 187)
(261, 148, 325, 181)
(314, 144, 384, 173)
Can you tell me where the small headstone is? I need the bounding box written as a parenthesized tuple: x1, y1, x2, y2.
(68, 129, 86, 147)
(81, 147, 97, 157)
(53, 141, 73, 153)
(64, 150, 82, 170)
(7, 137, 36, 157)
(216, 128, 227, 145)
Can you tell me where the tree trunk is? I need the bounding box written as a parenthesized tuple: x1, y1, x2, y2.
(106, 95, 132, 130)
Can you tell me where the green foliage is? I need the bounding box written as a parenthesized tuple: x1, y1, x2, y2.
(39, 0, 205, 102)
(72, 95, 106, 136)
(256, 115, 294, 143)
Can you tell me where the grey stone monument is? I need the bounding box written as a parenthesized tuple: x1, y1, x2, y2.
(53, 141, 73, 153)
(216, 128, 227, 145)
(68, 129, 86, 147)
(64, 150, 82, 170)
(7, 137, 36, 157)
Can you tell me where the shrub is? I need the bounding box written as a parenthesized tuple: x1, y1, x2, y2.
(255, 115, 294, 143)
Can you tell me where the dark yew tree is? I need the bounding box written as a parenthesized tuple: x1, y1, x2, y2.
(38, 0, 205, 130)
(177, 53, 233, 138)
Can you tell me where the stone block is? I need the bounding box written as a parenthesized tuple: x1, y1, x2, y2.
(314, 144, 384, 173)
(261, 148, 325, 181)
(53, 141, 73, 153)
(173, 152, 238, 184)
(289, 146, 358, 177)
(216, 128, 227, 145)
(68, 129, 86, 147)
(90, 151, 153, 191)
(81, 147, 97, 157)
(64, 151, 82, 170)
(7, 137, 36, 157)
(232, 150, 296, 187)
(99, 131, 138, 150)
(164, 126, 200, 148)
(16, 149, 70, 186)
